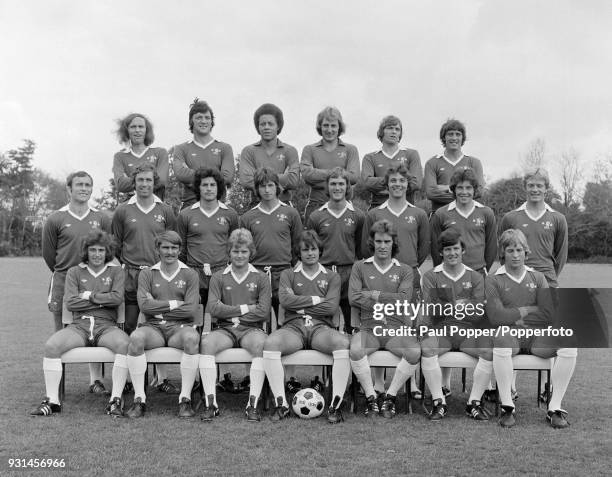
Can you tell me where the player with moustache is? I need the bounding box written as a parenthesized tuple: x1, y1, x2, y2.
(361, 115, 423, 208)
(113, 113, 169, 201)
(172, 99, 235, 209)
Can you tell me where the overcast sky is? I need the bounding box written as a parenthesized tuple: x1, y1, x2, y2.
(1, 0, 611, 198)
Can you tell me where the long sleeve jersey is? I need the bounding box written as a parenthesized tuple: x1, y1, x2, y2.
(239, 139, 300, 203)
(137, 262, 199, 323)
(42, 206, 112, 272)
(306, 202, 365, 266)
(430, 201, 497, 271)
(349, 257, 413, 329)
(177, 202, 238, 268)
(300, 139, 360, 206)
(172, 139, 235, 203)
(279, 263, 340, 326)
(112, 147, 169, 198)
(361, 147, 423, 207)
(423, 154, 484, 211)
(362, 201, 430, 268)
(208, 264, 271, 328)
(112, 196, 177, 268)
(499, 203, 568, 286)
(239, 202, 303, 267)
(64, 262, 124, 321)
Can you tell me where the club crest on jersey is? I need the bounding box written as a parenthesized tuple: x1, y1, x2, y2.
(344, 217, 355, 226)
(337, 151, 347, 159)
(146, 155, 156, 163)
(405, 216, 415, 224)
(277, 154, 285, 161)
(542, 220, 553, 230)
(317, 279, 328, 289)
(217, 217, 227, 226)
(175, 279, 186, 289)
(89, 220, 100, 229)
(246, 282, 257, 292)
(211, 148, 221, 155)
(472, 217, 484, 227)
(277, 213, 288, 222)
(388, 274, 399, 283)
(462, 281, 472, 289)
(154, 214, 165, 223)
(101, 276, 112, 286)
(526, 282, 537, 289)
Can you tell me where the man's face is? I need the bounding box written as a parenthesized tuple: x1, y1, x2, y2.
(387, 172, 408, 199)
(192, 111, 213, 136)
(455, 180, 474, 205)
(69, 175, 93, 204)
(441, 241, 464, 267)
(158, 241, 180, 265)
(258, 114, 278, 141)
(135, 170, 155, 198)
(199, 176, 218, 203)
(373, 232, 393, 261)
(504, 242, 526, 271)
(258, 181, 278, 202)
(328, 177, 347, 202)
(525, 178, 547, 204)
(382, 123, 401, 145)
(128, 116, 146, 146)
(444, 130, 463, 151)
(321, 118, 340, 143)
(87, 244, 106, 269)
(300, 243, 320, 266)
(230, 244, 251, 268)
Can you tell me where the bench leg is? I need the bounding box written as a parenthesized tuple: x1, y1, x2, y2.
(60, 364, 66, 404)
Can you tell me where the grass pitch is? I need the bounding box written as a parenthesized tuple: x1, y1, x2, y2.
(1, 258, 612, 476)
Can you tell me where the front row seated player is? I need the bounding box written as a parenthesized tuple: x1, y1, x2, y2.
(125, 231, 201, 419)
(198, 228, 271, 422)
(349, 219, 422, 418)
(419, 228, 492, 421)
(31, 231, 130, 416)
(487, 229, 577, 428)
(263, 230, 351, 423)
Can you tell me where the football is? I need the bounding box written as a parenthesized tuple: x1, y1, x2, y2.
(291, 388, 325, 419)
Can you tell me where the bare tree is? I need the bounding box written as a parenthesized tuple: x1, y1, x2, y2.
(558, 147, 583, 208)
(592, 153, 612, 183)
(521, 137, 547, 172)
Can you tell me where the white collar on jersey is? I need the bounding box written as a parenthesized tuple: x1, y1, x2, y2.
(515, 202, 554, 221)
(495, 265, 536, 284)
(127, 194, 162, 214)
(253, 201, 287, 215)
(191, 201, 229, 210)
(375, 146, 409, 160)
(151, 260, 189, 282)
(59, 204, 98, 221)
(293, 262, 327, 280)
(448, 200, 484, 219)
(190, 138, 215, 150)
(223, 263, 258, 284)
(364, 256, 400, 275)
(432, 263, 473, 282)
(436, 153, 465, 166)
(78, 261, 118, 278)
(122, 145, 150, 158)
(318, 201, 354, 218)
(377, 200, 415, 217)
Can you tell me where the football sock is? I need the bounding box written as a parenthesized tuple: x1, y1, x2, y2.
(350, 356, 375, 398)
(89, 363, 103, 385)
(387, 358, 416, 397)
(263, 351, 287, 407)
(331, 350, 350, 408)
(373, 367, 385, 394)
(548, 348, 577, 411)
(179, 353, 199, 402)
(198, 355, 217, 407)
(421, 356, 445, 403)
(468, 358, 493, 403)
(441, 367, 452, 390)
(493, 348, 514, 408)
(127, 353, 147, 402)
(249, 357, 266, 408)
(43, 357, 62, 404)
(110, 354, 129, 400)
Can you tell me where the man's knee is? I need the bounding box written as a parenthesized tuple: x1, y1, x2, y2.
(128, 330, 146, 355)
(349, 336, 366, 361)
(263, 333, 284, 352)
(182, 329, 200, 354)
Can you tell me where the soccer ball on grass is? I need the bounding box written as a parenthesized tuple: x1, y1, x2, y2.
(292, 388, 325, 419)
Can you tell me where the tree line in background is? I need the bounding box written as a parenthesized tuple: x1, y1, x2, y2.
(1, 139, 611, 260)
